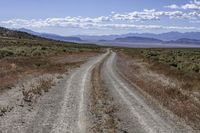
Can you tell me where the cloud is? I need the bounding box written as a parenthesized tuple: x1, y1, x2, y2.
(2, 16, 112, 28)
(113, 9, 160, 21)
(182, 0, 200, 10)
(112, 9, 200, 20)
(165, 4, 180, 9)
(1, 17, 198, 31)
(2, 9, 200, 29)
(1, 16, 112, 29)
(1, 7, 200, 32)
(165, 0, 200, 10)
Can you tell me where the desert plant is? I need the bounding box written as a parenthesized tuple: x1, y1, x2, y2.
(38, 78, 54, 92)
(22, 78, 54, 102)
(22, 89, 33, 102)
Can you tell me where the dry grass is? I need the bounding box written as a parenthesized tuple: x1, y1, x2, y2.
(120, 48, 200, 93)
(0, 52, 92, 92)
(116, 49, 200, 129)
(90, 58, 118, 132)
(0, 33, 101, 92)
(22, 78, 54, 102)
(0, 105, 13, 116)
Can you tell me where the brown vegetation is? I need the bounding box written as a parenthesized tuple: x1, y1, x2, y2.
(22, 78, 54, 102)
(0, 52, 98, 92)
(116, 49, 200, 130)
(0, 27, 101, 92)
(89, 58, 118, 132)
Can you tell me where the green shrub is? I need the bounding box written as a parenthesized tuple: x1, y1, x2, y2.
(0, 49, 14, 58)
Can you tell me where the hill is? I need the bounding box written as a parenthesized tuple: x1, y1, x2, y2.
(0, 26, 100, 58)
(16, 28, 200, 43)
(75, 31, 200, 41)
(126, 32, 200, 41)
(114, 36, 163, 43)
(40, 34, 82, 42)
(169, 38, 200, 44)
(18, 28, 82, 42)
(0, 27, 44, 40)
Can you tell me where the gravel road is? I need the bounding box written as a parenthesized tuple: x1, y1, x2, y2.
(1, 50, 196, 133)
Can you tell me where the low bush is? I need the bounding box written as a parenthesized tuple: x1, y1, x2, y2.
(22, 78, 54, 102)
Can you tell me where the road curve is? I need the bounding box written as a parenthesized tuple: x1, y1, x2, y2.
(101, 51, 195, 133)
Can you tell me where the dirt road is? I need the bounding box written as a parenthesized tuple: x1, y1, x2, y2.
(0, 50, 196, 133)
(101, 51, 195, 133)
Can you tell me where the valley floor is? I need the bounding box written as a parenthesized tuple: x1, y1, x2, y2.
(0, 50, 199, 133)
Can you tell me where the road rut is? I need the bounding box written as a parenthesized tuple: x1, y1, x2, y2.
(101, 51, 195, 133)
(1, 50, 196, 133)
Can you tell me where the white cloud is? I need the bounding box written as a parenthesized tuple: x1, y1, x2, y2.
(165, 4, 180, 9)
(1, 17, 198, 31)
(2, 9, 200, 29)
(112, 9, 200, 20)
(1, 7, 200, 32)
(165, 0, 200, 10)
(113, 9, 160, 21)
(1, 16, 112, 29)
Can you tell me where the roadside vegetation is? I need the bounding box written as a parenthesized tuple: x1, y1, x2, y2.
(122, 48, 200, 91)
(0, 27, 101, 116)
(0, 36, 100, 59)
(0, 28, 101, 91)
(117, 48, 200, 129)
(22, 78, 54, 102)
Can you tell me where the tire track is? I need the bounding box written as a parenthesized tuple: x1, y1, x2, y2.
(88, 52, 118, 132)
(102, 51, 194, 133)
(51, 51, 109, 133)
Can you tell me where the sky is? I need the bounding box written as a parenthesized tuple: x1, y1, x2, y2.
(1, 0, 200, 35)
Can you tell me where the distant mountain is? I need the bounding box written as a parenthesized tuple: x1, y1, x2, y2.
(0, 27, 43, 40)
(16, 28, 200, 45)
(17, 28, 40, 36)
(18, 28, 82, 42)
(40, 34, 82, 42)
(77, 35, 119, 41)
(76, 31, 200, 41)
(114, 36, 163, 43)
(126, 32, 200, 41)
(168, 38, 200, 44)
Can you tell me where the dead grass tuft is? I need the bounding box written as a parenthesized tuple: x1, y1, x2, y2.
(0, 105, 13, 116)
(22, 78, 54, 102)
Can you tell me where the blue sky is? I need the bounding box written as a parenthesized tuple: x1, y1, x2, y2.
(1, 0, 200, 35)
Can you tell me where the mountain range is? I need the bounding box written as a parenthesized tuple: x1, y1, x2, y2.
(15, 28, 200, 46)
(18, 28, 82, 42)
(77, 32, 200, 41)
(17, 28, 200, 42)
(114, 36, 163, 43)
